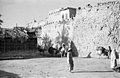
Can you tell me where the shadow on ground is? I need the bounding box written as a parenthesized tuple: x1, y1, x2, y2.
(0, 70, 21, 78)
(0, 51, 64, 60)
(72, 70, 113, 73)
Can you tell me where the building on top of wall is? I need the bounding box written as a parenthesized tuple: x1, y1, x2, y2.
(26, 20, 40, 28)
(47, 7, 76, 23)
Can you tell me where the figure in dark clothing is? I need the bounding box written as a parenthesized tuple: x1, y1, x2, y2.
(67, 42, 74, 72)
(60, 43, 66, 57)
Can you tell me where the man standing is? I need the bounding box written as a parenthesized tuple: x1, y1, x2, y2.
(110, 49, 117, 71)
(67, 42, 74, 72)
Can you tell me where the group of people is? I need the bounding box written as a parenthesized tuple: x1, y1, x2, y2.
(59, 42, 120, 73)
(65, 43, 120, 73)
(51, 41, 120, 73)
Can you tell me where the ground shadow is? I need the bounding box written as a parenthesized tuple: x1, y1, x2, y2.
(71, 41, 79, 57)
(0, 52, 63, 60)
(0, 70, 21, 78)
(72, 70, 113, 73)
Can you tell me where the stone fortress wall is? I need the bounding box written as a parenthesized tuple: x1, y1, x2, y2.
(37, 7, 76, 47)
(38, 1, 120, 57)
(73, 1, 120, 57)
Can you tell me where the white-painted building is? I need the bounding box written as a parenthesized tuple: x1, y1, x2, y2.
(48, 7, 76, 23)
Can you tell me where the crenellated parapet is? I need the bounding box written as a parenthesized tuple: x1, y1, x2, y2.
(97, 1, 120, 6)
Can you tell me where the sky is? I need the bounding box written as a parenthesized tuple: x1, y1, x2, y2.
(0, 0, 114, 28)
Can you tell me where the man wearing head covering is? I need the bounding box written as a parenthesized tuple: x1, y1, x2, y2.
(110, 49, 117, 70)
(67, 41, 74, 72)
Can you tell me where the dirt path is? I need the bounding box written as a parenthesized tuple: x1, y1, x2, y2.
(0, 57, 120, 78)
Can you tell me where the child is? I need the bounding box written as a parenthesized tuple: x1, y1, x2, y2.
(67, 42, 74, 72)
(60, 43, 66, 57)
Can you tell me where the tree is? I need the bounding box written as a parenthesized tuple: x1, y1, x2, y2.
(0, 14, 3, 25)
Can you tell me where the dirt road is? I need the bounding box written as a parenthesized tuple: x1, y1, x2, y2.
(0, 57, 120, 78)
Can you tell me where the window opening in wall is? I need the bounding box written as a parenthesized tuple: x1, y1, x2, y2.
(78, 7, 81, 10)
(97, 9, 99, 11)
(119, 5, 120, 10)
(62, 14, 64, 20)
(66, 13, 68, 19)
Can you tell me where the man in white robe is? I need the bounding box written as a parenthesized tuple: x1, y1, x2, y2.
(110, 49, 117, 70)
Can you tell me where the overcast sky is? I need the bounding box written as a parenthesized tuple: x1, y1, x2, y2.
(0, 0, 113, 28)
